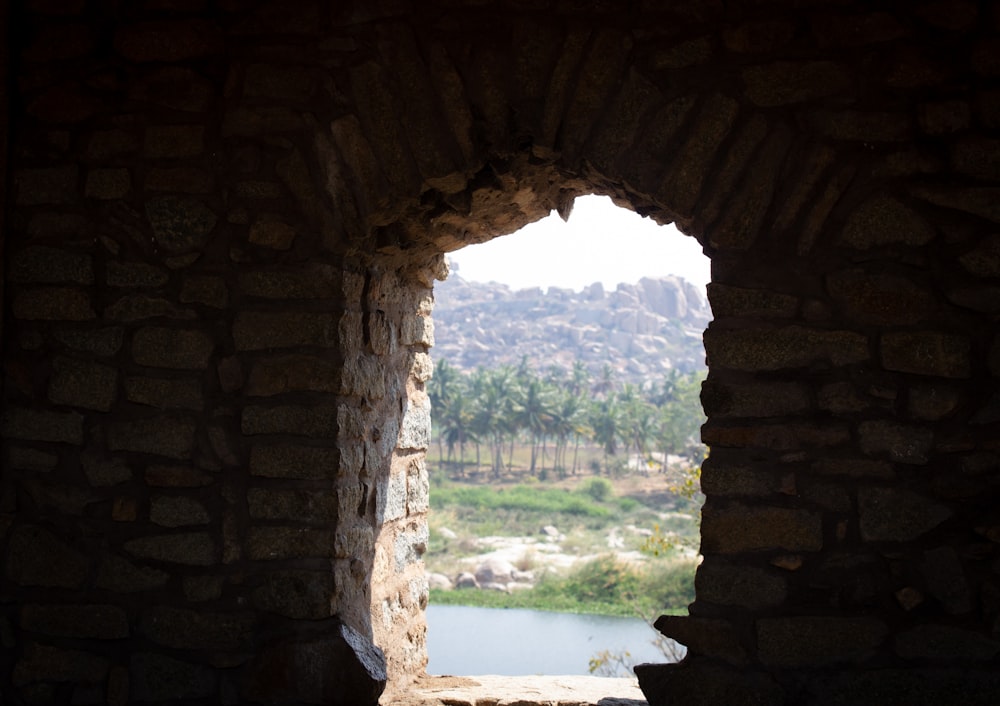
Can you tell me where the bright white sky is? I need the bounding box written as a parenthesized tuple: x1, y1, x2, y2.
(448, 195, 710, 293)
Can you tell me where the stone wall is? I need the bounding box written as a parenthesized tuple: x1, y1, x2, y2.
(2, 1, 999, 705)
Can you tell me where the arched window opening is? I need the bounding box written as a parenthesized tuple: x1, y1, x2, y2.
(422, 195, 711, 678)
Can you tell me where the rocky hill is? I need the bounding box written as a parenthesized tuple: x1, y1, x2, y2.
(431, 271, 709, 382)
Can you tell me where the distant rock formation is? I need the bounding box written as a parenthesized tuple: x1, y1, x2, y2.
(432, 273, 709, 381)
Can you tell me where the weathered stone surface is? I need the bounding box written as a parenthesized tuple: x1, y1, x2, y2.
(96, 553, 169, 592)
(146, 166, 214, 193)
(183, 575, 223, 602)
(141, 606, 254, 650)
(701, 503, 823, 553)
(757, 617, 888, 667)
(252, 570, 336, 619)
(895, 624, 1000, 661)
(858, 420, 933, 464)
(249, 445, 339, 480)
(247, 527, 335, 560)
(2, 407, 84, 445)
(180, 275, 228, 307)
(150, 496, 210, 527)
(145, 196, 217, 253)
(143, 125, 204, 158)
(908, 383, 962, 420)
(393, 522, 428, 571)
(116, 20, 222, 62)
(48, 356, 118, 411)
(248, 219, 297, 249)
(130, 652, 216, 700)
(124, 532, 217, 565)
(858, 488, 952, 542)
(398, 395, 430, 450)
(233, 311, 337, 350)
(881, 332, 971, 378)
(702, 421, 850, 450)
(145, 465, 213, 487)
(407, 457, 429, 515)
(14, 166, 79, 205)
(828, 269, 936, 325)
(81, 453, 132, 486)
(248, 488, 337, 523)
(20, 604, 129, 639)
(85, 167, 131, 199)
(13, 287, 95, 320)
(106, 261, 169, 288)
(132, 326, 213, 369)
(400, 314, 434, 347)
(125, 376, 203, 410)
(702, 379, 811, 418)
(810, 668, 1000, 706)
(240, 267, 338, 300)
(105, 294, 196, 322)
(703, 326, 868, 371)
(13, 644, 109, 687)
(920, 546, 973, 614)
(107, 416, 195, 459)
(246, 354, 340, 396)
(10, 246, 93, 284)
(5, 525, 89, 588)
(706, 283, 798, 319)
(841, 195, 936, 248)
(9, 446, 59, 472)
(743, 61, 852, 105)
(696, 561, 788, 609)
(636, 661, 784, 706)
(242, 404, 338, 437)
(129, 67, 214, 111)
(242, 625, 386, 706)
(86, 128, 139, 158)
(53, 327, 124, 356)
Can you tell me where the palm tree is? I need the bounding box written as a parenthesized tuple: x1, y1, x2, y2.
(428, 359, 459, 464)
(513, 376, 554, 476)
(589, 395, 623, 475)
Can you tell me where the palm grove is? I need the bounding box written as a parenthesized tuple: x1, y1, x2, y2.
(427, 357, 707, 479)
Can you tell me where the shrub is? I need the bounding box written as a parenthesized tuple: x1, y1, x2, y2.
(580, 477, 613, 502)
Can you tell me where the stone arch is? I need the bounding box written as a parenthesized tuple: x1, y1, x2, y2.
(2, 2, 999, 705)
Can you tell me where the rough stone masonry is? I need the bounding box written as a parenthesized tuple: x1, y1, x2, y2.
(1, 1, 999, 705)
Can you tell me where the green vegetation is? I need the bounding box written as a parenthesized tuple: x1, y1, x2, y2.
(429, 357, 706, 479)
(430, 554, 696, 618)
(431, 484, 612, 519)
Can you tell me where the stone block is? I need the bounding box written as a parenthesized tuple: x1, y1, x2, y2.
(246, 354, 340, 396)
(143, 124, 205, 158)
(908, 383, 963, 421)
(696, 561, 787, 609)
(150, 496, 210, 527)
(183, 575, 223, 602)
(383, 469, 407, 522)
(129, 67, 214, 112)
(107, 416, 196, 459)
(130, 652, 216, 701)
(701, 503, 823, 553)
(15, 166, 79, 205)
(13, 644, 109, 687)
(410, 351, 433, 382)
(85, 168, 131, 199)
(881, 331, 971, 378)
(180, 275, 228, 308)
(703, 326, 868, 371)
(242, 625, 386, 706)
(13, 287, 95, 320)
(895, 624, 1000, 661)
(702, 421, 850, 450)
(700, 462, 783, 497)
(400, 314, 434, 346)
(248, 488, 337, 523)
(141, 606, 254, 651)
(743, 61, 852, 106)
(145, 195, 217, 253)
(818, 382, 871, 414)
(20, 604, 129, 639)
(828, 269, 936, 326)
(858, 419, 933, 463)
(9, 446, 58, 472)
(10, 246, 94, 285)
(81, 453, 132, 486)
(702, 379, 811, 418)
(48, 356, 118, 411)
(706, 284, 798, 319)
(240, 267, 338, 301)
(654, 615, 747, 664)
(393, 522, 428, 571)
(398, 395, 430, 450)
(858, 488, 952, 542)
(809, 668, 1000, 706)
(86, 129, 139, 158)
(2, 407, 84, 445)
(341, 355, 388, 399)
(116, 20, 222, 62)
(52, 327, 121, 358)
(109, 295, 196, 323)
(125, 376, 203, 410)
(407, 458, 429, 515)
(247, 527, 335, 560)
(249, 445, 339, 480)
(248, 219, 296, 249)
(840, 195, 935, 248)
(635, 660, 784, 706)
(146, 166, 214, 193)
(5, 525, 89, 588)
(757, 617, 887, 667)
(106, 261, 169, 288)
(252, 570, 336, 619)
(96, 553, 169, 592)
(233, 311, 337, 350)
(919, 546, 973, 614)
(242, 404, 338, 437)
(132, 326, 213, 369)
(145, 465, 214, 487)
(124, 532, 217, 566)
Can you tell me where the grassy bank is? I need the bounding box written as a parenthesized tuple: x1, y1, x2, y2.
(430, 553, 696, 618)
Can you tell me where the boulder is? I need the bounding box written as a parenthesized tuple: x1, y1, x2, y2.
(454, 572, 478, 589)
(475, 558, 515, 585)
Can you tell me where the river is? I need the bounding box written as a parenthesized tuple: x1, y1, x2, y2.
(426, 604, 683, 676)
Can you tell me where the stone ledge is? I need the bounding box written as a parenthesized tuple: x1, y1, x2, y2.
(398, 675, 647, 706)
